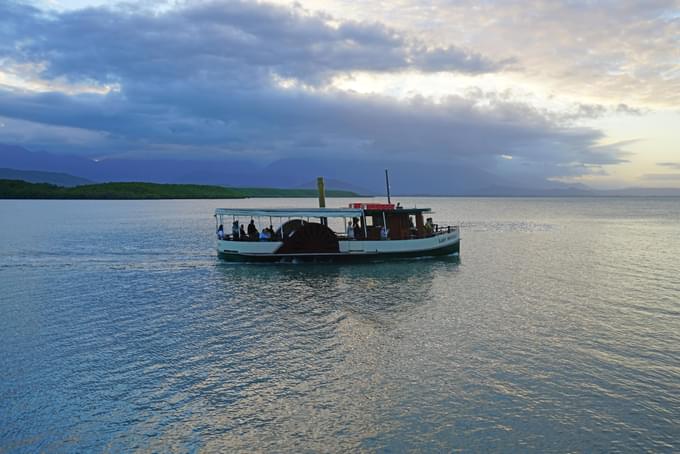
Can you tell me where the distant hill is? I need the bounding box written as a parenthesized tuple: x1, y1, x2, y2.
(464, 185, 680, 197)
(594, 187, 680, 197)
(0, 143, 515, 194)
(0, 180, 358, 199)
(3, 143, 679, 196)
(295, 178, 373, 196)
(0, 168, 92, 187)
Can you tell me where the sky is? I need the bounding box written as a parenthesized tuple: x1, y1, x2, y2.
(1, 0, 679, 189)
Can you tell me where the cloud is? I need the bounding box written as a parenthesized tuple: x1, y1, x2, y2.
(657, 162, 680, 169)
(571, 103, 608, 120)
(311, 0, 680, 107)
(0, 0, 509, 86)
(554, 102, 647, 122)
(642, 173, 680, 180)
(410, 46, 514, 73)
(0, 0, 629, 184)
(616, 104, 644, 116)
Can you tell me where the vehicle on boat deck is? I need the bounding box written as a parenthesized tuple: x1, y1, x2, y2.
(214, 202, 460, 262)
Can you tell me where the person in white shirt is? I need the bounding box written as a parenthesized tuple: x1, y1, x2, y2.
(424, 218, 434, 236)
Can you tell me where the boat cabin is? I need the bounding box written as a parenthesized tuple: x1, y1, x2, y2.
(348, 203, 435, 240)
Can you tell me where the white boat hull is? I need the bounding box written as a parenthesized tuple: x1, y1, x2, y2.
(217, 230, 460, 262)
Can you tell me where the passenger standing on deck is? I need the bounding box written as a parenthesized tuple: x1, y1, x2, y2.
(232, 221, 239, 240)
(247, 219, 259, 241)
(424, 217, 434, 236)
(216, 224, 224, 240)
(352, 217, 362, 239)
(409, 216, 417, 237)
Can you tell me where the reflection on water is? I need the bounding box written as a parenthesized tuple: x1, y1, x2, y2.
(216, 258, 458, 312)
(174, 260, 458, 451)
(1, 198, 679, 452)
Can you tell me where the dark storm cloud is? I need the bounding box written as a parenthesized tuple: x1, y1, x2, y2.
(1, 0, 507, 83)
(0, 0, 627, 181)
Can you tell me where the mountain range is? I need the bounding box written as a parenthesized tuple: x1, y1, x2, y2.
(0, 167, 92, 187)
(1, 143, 679, 196)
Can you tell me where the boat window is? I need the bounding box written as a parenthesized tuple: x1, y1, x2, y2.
(365, 216, 373, 227)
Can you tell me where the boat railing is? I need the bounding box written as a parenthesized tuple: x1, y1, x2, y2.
(441, 225, 458, 233)
(432, 225, 459, 235)
(221, 234, 281, 242)
(219, 226, 458, 241)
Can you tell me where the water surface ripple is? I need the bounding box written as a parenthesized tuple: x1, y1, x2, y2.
(1, 198, 679, 452)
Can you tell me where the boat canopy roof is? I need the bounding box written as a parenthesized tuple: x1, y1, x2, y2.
(364, 208, 431, 215)
(215, 207, 365, 218)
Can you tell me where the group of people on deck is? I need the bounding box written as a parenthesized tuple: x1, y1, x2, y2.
(217, 215, 438, 242)
(346, 217, 389, 240)
(216, 219, 277, 241)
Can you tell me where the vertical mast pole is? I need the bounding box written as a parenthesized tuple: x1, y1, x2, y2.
(385, 169, 391, 204)
(317, 176, 327, 226)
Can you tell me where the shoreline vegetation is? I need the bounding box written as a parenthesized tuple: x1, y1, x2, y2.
(0, 179, 358, 199)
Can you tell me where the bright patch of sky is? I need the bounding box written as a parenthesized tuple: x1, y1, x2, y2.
(273, 0, 680, 188)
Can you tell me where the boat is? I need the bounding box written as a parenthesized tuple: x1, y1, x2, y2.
(214, 201, 460, 263)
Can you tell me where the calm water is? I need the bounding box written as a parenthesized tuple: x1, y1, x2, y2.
(1, 197, 679, 452)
